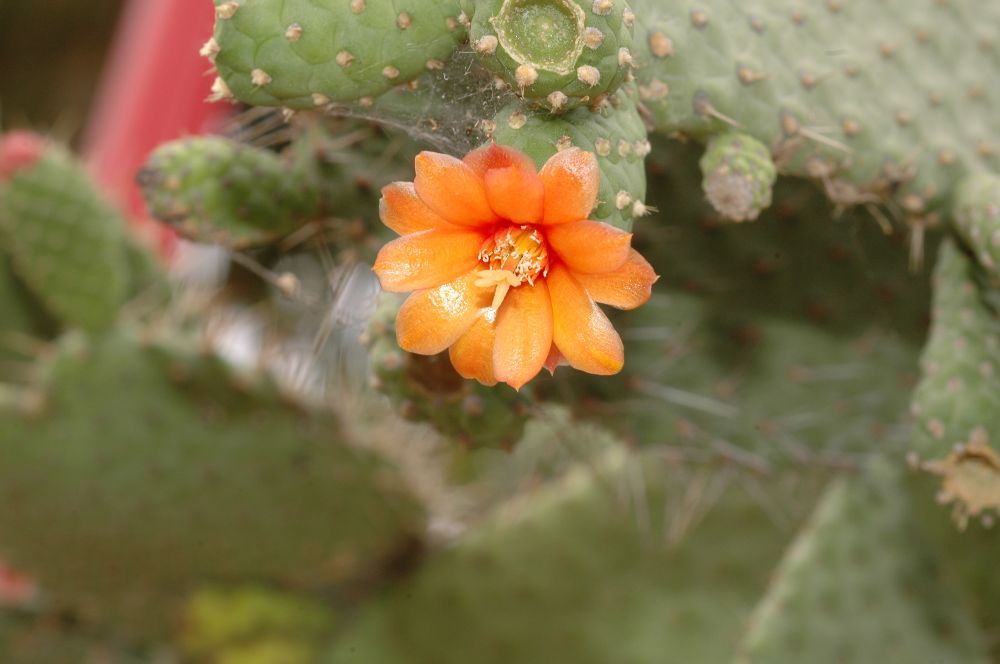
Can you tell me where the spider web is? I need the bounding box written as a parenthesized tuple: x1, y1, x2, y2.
(318, 48, 517, 156)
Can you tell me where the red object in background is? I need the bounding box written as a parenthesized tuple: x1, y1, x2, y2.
(0, 131, 45, 181)
(0, 560, 36, 606)
(83, 0, 231, 257)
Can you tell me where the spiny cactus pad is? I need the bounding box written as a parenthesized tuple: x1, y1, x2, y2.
(327, 446, 824, 664)
(954, 172, 1000, 277)
(0, 329, 424, 633)
(630, 0, 1000, 218)
(492, 82, 649, 229)
(737, 461, 990, 663)
(910, 239, 1000, 527)
(0, 135, 128, 332)
(209, 0, 467, 109)
(471, 0, 637, 112)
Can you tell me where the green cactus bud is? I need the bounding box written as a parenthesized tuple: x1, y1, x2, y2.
(210, 0, 467, 109)
(492, 82, 649, 230)
(471, 0, 636, 112)
(0, 134, 128, 332)
(954, 173, 1000, 277)
(699, 132, 776, 222)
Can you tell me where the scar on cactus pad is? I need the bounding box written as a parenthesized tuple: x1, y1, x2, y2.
(372, 144, 657, 391)
(472, 0, 637, 112)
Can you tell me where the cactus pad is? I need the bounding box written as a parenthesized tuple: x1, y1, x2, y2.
(910, 239, 1000, 527)
(0, 329, 424, 633)
(471, 0, 636, 112)
(737, 462, 990, 663)
(210, 0, 467, 109)
(0, 135, 128, 332)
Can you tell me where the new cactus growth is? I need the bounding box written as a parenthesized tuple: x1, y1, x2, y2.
(699, 132, 776, 222)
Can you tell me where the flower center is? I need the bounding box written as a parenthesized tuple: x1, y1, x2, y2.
(475, 225, 550, 310)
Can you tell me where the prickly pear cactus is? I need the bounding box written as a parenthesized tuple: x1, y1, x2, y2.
(0, 327, 425, 635)
(470, 0, 637, 112)
(737, 460, 990, 663)
(910, 239, 1000, 528)
(208, 0, 467, 108)
(0, 132, 129, 332)
(8, 0, 1000, 660)
(699, 132, 776, 222)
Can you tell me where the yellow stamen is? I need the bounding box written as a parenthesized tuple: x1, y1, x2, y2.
(476, 225, 550, 310)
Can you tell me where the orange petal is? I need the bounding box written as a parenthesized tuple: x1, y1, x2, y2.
(494, 282, 553, 390)
(396, 272, 491, 355)
(379, 182, 453, 235)
(414, 151, 498, 227)
(373, 228, 485, 292)
(539, 148, 599, 225)
(463, 143, 537, 177)
(449, 309, 498, 386)
(484, 166, 545, 224)
(574, 250, 658, 309)
(546, 221, 632, 274)
(547, 264, 624, 375)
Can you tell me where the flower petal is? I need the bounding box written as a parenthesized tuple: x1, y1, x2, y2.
(414, 151, 498, 227)
(546, 221, 632, 274)
(379, 182, 453, 235)
(494, 282, 553, 390)
(547, 264, 624, 375)
(484, 166, 545, 224)
(539, 148, 599, 225)
(463, 143, 537, 177)
(574, 250, 658, 309)
(373, 228, 486, 292)
(396, 272, 491, 354)
(449, 309, 498, 386)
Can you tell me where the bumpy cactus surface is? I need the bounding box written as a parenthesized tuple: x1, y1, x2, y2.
(4, 0, 1000, 660)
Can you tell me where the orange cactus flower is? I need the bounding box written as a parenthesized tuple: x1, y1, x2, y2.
(373, 144, 658, 390)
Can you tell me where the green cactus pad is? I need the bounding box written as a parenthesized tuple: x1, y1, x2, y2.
(910, 239, 1000, 527)
(366, 294, 529, 450)
(629, 0, 1000, 218)
(328, 446, 826, 664)
(0, 141, 128, 332)
(699, 132, 777, 222)
(954, 173, 1000, 277)
(492, 82, 648, 229)
(471, 0, 636, 112)
(210, 0, 467, 109)
(539, 139, 931, 466)
(0, 329, 424, 635)
(737, 461, 990, 663)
